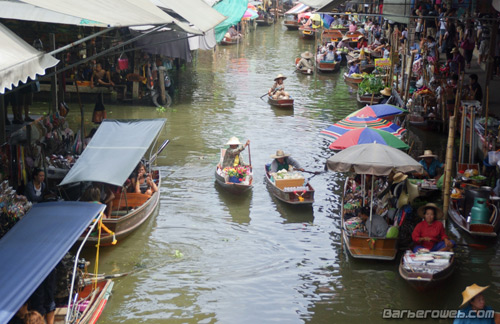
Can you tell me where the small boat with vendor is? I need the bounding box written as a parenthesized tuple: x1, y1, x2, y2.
(298, 25, 316, 39)
(59, 119, 168, 246)
(321, 29, 343, 43)
(256, 16, 274, 26)
(343, 72, 363, 89)
(0, 202, 113, 324)
(295, 51, 314, 75)
(267, 74, 294, 108)
(215, 137, 253, 194)
(283, 3, 309, 30)
(220, 36, 241, 45)
(265, 150, 314, 204)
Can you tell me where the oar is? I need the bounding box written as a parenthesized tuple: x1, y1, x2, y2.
(247, 142, 252, 168)
(149, 139, 170, 164)
(455, 243, 489, 250)
(302, 170, 323, 175)
(260, 92, 270, 99)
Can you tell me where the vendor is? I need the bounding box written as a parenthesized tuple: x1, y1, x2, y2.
(412, 203, 454, 252)
(297, 51, 314, 72)
(222, 137, 250, 168)
(416, 150, 443, 179)
(269, 150, 304, 173)
(358, 206, 388, 237)
(347, 59, 360, 76)
(454, 284, 495, 324)
(25, 168, 46, 204)
(357, 35, 368, 49)
(268, 74, 290, 100)
(380, 87, 392, 104)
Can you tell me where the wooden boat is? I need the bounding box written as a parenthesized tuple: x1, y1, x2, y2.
(345, 31, 362, 46)
(343, 72, 363, 89)
(360, 64, 375, 74)
(265, 167, 314, 204)
(298, 26, 316, 39)
(220, 36, 241, 45)
(331, 27, 348, 33)
(399, 251, 455, 291)
(268, 95, 294, 108)
(356, 92, 382, 105)
(448, 199, 499, 239)
(284, 20, 301, 30)
(321, 29, 343, 43)
(215, 149, 253, 194)
(295, 58, 313, 75)
(256, 17, 274, 26)
(340, 178, 398, 260)
(54, 280, 114, 324)
(316, 59, 340, 73)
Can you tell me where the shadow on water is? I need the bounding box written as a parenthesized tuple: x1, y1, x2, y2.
(214, 182, 252, 225)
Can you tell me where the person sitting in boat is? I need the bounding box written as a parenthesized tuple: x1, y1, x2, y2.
(347, 59, 360, 76)
(268, 74, 290, 100)
(322, 44, 336, 62)
(370, 33, 382, 50)
(297, 51, 314, 73)
(269, 150, 304, 173)
(357, 35, 368, 49)
(358, 206, 388, 237)
(380, 87, 392, 104)
(454, 284, 495, 324)
(412, 203, 454, 252)
(348, 20, 357, 33)
(415, 150, 443, 179)
(226, 25, 241, 40)
(25, 168, 47, 204)
(337, 36, 354, 52)
(134, 162, 158, 196)
(93, 182, 115, 218)
(222, 136, 250, 168)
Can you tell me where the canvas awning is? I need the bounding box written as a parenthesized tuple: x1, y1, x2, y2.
(213, 0, 247, 43)
(152, 0, 227, 33)
(285, 3, 310, 14)
(0, 23, 59, 94)
(299, 0, 332, 9)
(0, 0, 201, 34)
(380, 0, 411, 24)
(0, 202, 106, 324)
(60, 119, 166, 187)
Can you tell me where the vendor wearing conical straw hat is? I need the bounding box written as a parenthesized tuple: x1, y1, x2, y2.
(416, 149, 443, 179)
(222, 136, 250, 168)
(268, 74, 290, 100)
(269, 150, 304, 173)
(455, 284, 495, 323)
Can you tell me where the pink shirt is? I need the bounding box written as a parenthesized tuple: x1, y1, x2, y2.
(349, 24, 357, 32)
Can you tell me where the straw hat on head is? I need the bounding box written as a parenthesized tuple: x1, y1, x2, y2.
(274, 74, 287, 81)
(342, 36, 350, 42)
(357, 35, 365, 40)
(419, 150, 437, 159)
(392, 172, 408, 184)
(226, 136, 242, 145)
(380, 87, 392, 96)
(451, 47, 459, 54)
(271, 149, 290, 159)
(460, 284, 490, 308)
(301, 51, 313, 59)
(417, 203, 444, 220)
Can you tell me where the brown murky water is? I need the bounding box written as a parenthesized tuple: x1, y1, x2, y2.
(31, 20, 499, 324)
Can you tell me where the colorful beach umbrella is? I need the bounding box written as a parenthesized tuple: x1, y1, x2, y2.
(328, 128, 409, 151)
(243, 8, 258, 20)
(347, 104, 407, 119)
(320, 115, 406, 140)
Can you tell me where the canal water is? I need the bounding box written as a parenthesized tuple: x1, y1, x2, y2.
(33, 20, 499, 323)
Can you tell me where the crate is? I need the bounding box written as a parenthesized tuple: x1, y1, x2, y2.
(275, 178, 305, 190)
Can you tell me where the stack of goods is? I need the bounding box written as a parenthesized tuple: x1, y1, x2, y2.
(46, 154, 78, 180)
(270, 170, 305, 189)
(344, 216, 362, 234)
(0, 181, 32, 238)
(222, 166, 250, 184)
(402, 250, 453, 273)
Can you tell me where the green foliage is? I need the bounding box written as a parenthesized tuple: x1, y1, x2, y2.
(358, 74, 385, 95)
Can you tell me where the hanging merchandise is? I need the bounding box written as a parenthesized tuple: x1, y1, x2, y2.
(118, 52, 129, 70)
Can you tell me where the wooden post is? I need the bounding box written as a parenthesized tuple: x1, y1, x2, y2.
(484, 86, 489, 137)
(404, 52, 415, 107)
(458, 105, 466, 164)
(158, 67, 166, 106)
(443, 115, 456, 220)
(469, 106, 474, 164)
(400, 41, 406, 93)
(132, 50, 140, 100)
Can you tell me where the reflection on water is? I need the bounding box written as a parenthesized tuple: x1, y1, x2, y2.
(34, 21, 500, 324)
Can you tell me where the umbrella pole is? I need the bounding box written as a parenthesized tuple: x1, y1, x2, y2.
(362, 174, 365, 207)
(443, 115, 456, 222)
(369, 176, 374, 237)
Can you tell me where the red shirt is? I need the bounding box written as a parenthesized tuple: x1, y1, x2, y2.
(412, 220, 448, 250)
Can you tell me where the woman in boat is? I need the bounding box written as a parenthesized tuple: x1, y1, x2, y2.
(337, 36, 354, 52)
(25, 168, 46, 204)
(297, 51, 314, 73)
(222, 136, 250, 168)
(348, 20, 357, 33)
(416, 150, 443, 179)
(268, 74, 290, 99)
(322, 44, 336, 62)
(412, 203, 454, 252)
(134, 162, 158, 196)
(454, 284, 495, 324)
(357, 35, 368, 49)
(347, 59, 360, 76)
(269, 150, 304, 173)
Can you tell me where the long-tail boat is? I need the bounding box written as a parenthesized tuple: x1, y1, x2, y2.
(265, 167, 314, 204)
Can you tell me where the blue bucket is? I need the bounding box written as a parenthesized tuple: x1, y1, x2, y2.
(229, 176, 241, 183)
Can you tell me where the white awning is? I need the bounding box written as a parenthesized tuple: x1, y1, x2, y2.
(300, 0, 332, 9)
(0, 23, 59, 94)
(6, 0, 202, 33)
(152, 0, 227, 33)
(285, 3, 310, 15)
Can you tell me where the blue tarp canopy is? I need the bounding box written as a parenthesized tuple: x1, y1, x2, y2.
(59, 119, 166, 187)
(213, 0, 247, 43)
(0, 202, 106, 324)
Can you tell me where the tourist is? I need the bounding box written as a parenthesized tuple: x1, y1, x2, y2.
(358, 206, 388, 237)
(134, 162, 158, 196)
(322, 44, 336, 61)
(25, 168, 46, 204)
(222, 137, 250, 168)
(23, 311, 45, 324)
(297, 51, 314, 73)
(269, 150, 304, 173)
(417, 150, 443, 179)
(478, 19, 491, 65)
(461, 23, 476, 69)
(454, 284, 495, 323)
(268, 74, 290, 99)
(412, 203, 454, 252)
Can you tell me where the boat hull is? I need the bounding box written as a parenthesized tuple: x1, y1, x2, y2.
(295, 57, 313, 75)
(220, 36, 240, 45)
(268, 96, 294, 108)
(256, 18, 274, 26)
(399, 255, 455, 292)
(448, 203, 498, 238)
(356, 92, 382, 105)
(284, 21, 300, 30)
(298, 27, 316, 39)
(343, 73, 362, 89)
(265, 167, 314, 205)
(214, 169, 252, 194)
(316, 60, 340, 73)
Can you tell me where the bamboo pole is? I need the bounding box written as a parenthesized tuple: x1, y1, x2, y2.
(404, 52, 416, 107)
(400, 41, 406, 93)
(370, 92, 375, 105)
(443, 115, 456, 220)
(469, 105, 474, 164)
(484, 86, 489, 137)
